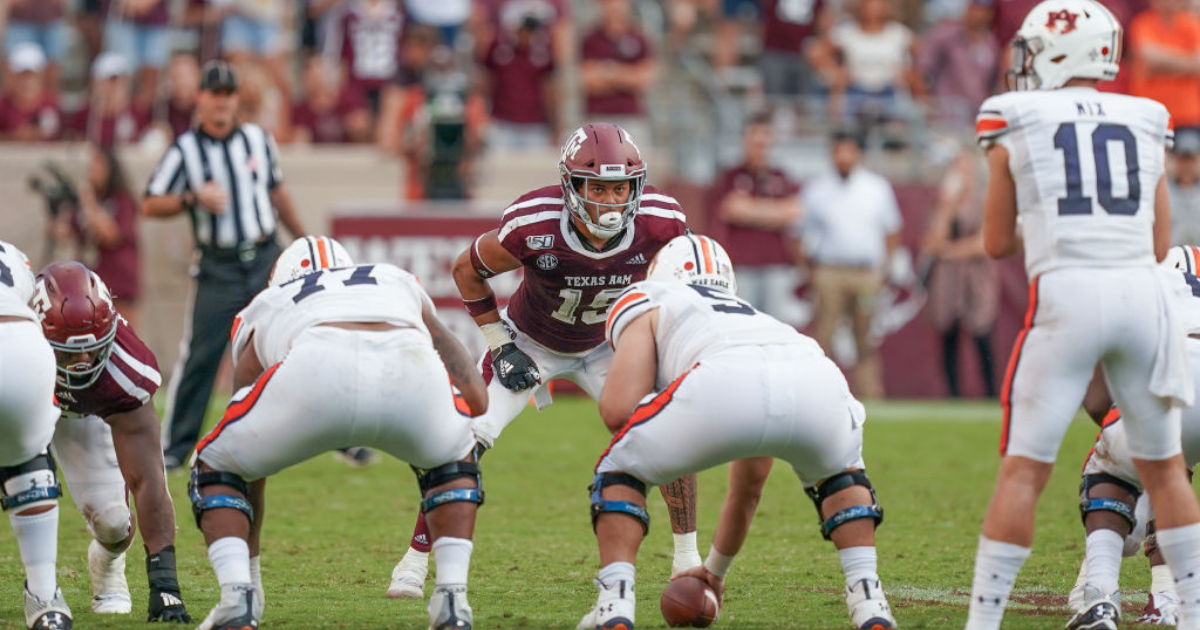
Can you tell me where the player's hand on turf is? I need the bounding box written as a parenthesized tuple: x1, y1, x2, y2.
(147, 586, 192, 623)
(672, 565, 725, 607)
(491, 343, 541, 391)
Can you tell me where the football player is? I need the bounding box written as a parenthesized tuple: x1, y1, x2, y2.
(966, 2, 1200, 629)
(578, 234, 895, 630)
(389, 122, 699, 598)
(0, 241, 72, 630)
(1063, 244, 1200, 626)
(30, 261, 191, 623)
(191, 236, 487, 630)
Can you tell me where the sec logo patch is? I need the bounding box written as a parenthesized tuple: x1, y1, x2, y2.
(537, 253, 559, 271)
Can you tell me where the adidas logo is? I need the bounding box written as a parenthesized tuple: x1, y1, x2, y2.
(414, 534, 429, 545)
(159, 593, 183, 607)
(626, 254, 648, 265)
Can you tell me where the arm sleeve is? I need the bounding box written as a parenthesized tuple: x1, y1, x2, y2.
(145, 144, 186, 196)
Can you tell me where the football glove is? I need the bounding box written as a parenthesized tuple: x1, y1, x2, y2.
(146, 546, 191, 623)
(491, 343, 541, 391)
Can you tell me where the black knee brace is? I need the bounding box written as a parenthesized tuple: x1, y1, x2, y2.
(187, 466, 253, 528)
(415, 461, 484, 513)
(805, 470, 884, 540)
(1079, 473, 1140, 530)
(0, 452, 61, 512)
(589, 472, 650, 534)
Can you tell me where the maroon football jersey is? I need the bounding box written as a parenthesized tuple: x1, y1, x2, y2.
(495, 184, 687, 353)
(55, 319, 161, 420)
(339, 1, 405, 93)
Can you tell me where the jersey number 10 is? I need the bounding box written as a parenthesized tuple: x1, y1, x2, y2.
(1054, 122, 1140, 216)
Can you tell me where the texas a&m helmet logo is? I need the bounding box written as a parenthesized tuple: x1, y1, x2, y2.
(1045, 9, 1080, 34)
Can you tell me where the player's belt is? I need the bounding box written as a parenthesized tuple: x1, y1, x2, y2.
(201, 234, 277, 263)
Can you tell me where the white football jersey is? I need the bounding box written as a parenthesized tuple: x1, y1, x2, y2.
(232, 263, 435, 367)
(606, 280, 822, 389)
(976, 87, 1172, 277)
(0, 240, 38, 321)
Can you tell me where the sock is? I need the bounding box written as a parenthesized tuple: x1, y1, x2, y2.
(1156, 523, 1200, 620)
(431, 537, 472, 587)
(598, 561, 636, 591)
(964, 536, 1031, 630)
(249, 555, 262, 592)
(673, 531, 700, 567)
(1085, 529, 1123, 595)
(1152, 564, 1174, 594)
(838, 546, 879, 587)
(410, 512, 432, 553)
(10, 508, 58, 600)
(208, 537, 252, 587)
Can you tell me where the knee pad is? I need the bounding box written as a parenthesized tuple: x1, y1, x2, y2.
(88, 503, 133, 547)
(805, 470, 884, 541)
(1079, 473, 1140, 530)
(1, 452, 62, 513)
(415, 461, 484, 513)
(589, 472, 650, 535)
(187, 466, 253, 528)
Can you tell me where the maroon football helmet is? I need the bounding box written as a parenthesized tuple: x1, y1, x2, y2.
(558, 122, 647, 239)
(32, 261, 118, 390)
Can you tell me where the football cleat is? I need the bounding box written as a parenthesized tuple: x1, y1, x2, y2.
(1066, 585, 1120, 630)
(88, 539, 132, 614)
(196, 583, 257, 630)
(387, 549, 428, 599)
(25, 584, 72, 630)
(1137, 590, 1181, 625)
(428, 585, 473, 630)
(846, 578, 895, 630)
(577, 579, 635, 630)
(1067, 561, 1088, 614)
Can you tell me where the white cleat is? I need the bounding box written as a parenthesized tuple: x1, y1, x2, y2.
(1138, 590, 1181, 625)
(387, 549, 428, 599)
(428, 585, 472, 630)
(846, 578, 896, 630)
(1066, 585, 1120, 630)
(1068, 560, 1089, 614)
(88, 540, 131, 614)
(577, 579, 636, 630)
(196, 583, 257, 630)
(25, 584, 73, 629)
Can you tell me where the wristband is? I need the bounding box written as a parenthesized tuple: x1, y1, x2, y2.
(463, 295, 498, 317)
(480, 321, 512, 352)
(703, 545, 735, 578)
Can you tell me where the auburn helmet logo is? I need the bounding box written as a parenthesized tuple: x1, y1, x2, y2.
(1045, 9, 1080, 34)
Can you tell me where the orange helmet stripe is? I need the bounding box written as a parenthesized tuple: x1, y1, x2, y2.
(698, 236, 715, 274)
(316, 237, 330, 269)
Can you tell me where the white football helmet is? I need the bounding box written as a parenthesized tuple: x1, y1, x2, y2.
(269, 236, 354, 287)
(648, 234, 737, 294)
(1007, 0, 1121, 91)
(1162, 244, 1200, 274)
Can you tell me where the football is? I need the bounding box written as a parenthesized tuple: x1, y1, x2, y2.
(660, 576, 720, 628)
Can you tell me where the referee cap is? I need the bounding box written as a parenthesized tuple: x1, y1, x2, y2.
(199, 60, 238, 93)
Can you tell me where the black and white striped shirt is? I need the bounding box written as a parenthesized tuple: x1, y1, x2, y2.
(146, 123, 283, 249)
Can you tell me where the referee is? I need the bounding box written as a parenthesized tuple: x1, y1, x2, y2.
(142, 60, 305, 469)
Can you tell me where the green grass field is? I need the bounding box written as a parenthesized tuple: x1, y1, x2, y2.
(0, 398, 1185, 629)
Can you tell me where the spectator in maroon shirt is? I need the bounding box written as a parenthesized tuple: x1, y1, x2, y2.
(3, 0, 67, 90)
(70, 52, 151, 148)
(759, 0, 829, 102)
(100, 0, 172, 109)
(0, 43, 63, 141)
(291, 56, 372, 144)
(919, 0, 1000, 124)
(710, 113, 805, 326)
(474, 0, 573, 66)
(53, 145, 142, 329)
(480, 13, 559, 149)
(332, 0, 405, 114)
(580, 0, 657, 141)
(158, 52, 200, 138)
